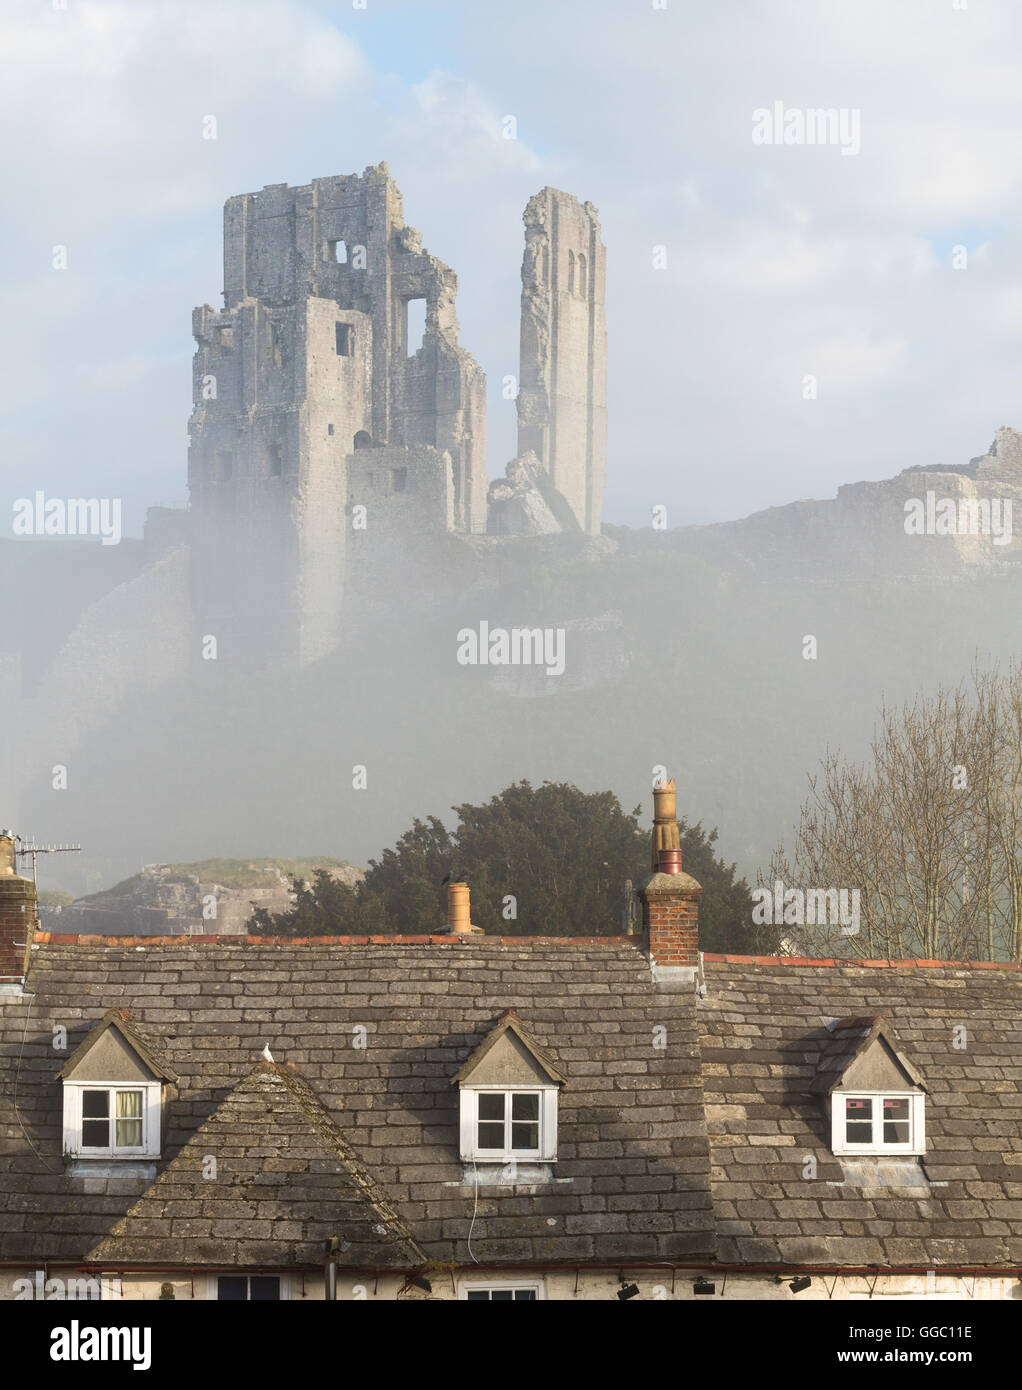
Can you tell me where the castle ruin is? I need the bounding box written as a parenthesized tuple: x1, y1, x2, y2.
(187, 164, 607, 665)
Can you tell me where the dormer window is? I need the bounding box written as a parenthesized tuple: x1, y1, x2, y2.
(812, 1016, 927, 1159)
(60, 1009, 176, 1161)
(453, 1012, 564, 1165)
(462, 1086, 554, 1162)
(833, 1092, 925, 1155)
(66, 1084, 160, 1158)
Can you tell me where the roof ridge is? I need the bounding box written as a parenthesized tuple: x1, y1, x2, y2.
(87, 1061, 424, 1268)
(704, 953, 1022, 971)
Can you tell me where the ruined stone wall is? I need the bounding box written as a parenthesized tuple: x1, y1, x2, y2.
(189, 165, 488, 665)
(517, 188, 607, 536)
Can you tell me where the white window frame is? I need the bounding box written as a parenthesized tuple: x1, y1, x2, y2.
(205, 1274, 291, 1302)
(62, 1081, 162, 1159)
(459, 1279, 545, 1301)
(459, 1085, 558, 1162)
(830, 1090, 925, 1156)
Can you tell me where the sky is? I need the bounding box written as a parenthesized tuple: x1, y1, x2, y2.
(5, 0, 1022, 533)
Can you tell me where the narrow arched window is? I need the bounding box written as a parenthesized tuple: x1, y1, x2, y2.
(578, 253, 587, 299)
(567, 250, 575, 294)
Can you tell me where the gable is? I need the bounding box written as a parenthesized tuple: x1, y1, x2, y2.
(461, 1029, 556, 1086)
(87, 1062, 424, 1269)
(63, 1027, 159, 1084)
(452, 1011, 566, 1087)
(838, 1035, 919, 1093)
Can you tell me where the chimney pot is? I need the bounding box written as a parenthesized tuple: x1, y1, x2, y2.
(657, 848, 683, 875)
(447, 881, 479, 935)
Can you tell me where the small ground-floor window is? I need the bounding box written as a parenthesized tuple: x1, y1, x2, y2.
(216, 1276, 281, 1301)
(460, 1281, 543, 1301)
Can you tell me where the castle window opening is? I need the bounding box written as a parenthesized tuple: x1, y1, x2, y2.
(270, 322, 283, 368)
(567, 250, 575, 294)
(335, 322, 353, 356)
(327, 424, 335, 436)
(268, 445, 282, 477)
(328, 239, 348, 265)
(391, 467, 408, 493)
(578, 253, 587, 298)
(217, 326, 233, 351)
(405, 297, 427, 357)
(353, 430, 372, 450)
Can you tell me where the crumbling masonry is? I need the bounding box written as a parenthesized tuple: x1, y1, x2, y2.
(187, 164, 607, 666)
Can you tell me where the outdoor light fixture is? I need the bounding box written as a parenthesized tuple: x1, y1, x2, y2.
(788, 1275, 812, 1294)
(617, 1282, 640, 1300)
(693, 1278, 715, 1295)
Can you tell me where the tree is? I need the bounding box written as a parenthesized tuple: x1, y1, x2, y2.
(768, 660, 1022, 961)
(249, 780, 765, 952)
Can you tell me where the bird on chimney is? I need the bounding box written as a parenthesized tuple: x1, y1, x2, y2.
(261, 1044, 274, 1063)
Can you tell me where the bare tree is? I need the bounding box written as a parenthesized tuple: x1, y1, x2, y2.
(766, 661, 1022, 962)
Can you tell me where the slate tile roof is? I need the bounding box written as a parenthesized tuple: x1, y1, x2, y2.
(1, 938, 1019, 1274)
(700, 958, 1022, 1269)
(808, 1016, 925, 1096)
(87, 1062, 423, 1268)
(0, 938, 714, 1269)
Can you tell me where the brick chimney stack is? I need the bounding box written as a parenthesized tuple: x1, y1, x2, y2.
(639, 781, 702, 984)
(0, 832, 36, 986)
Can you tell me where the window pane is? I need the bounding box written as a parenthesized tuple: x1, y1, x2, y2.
(883, 1097, 910, 1144)
(250, 1277, 281, 1301)
(490, 1290, 514, 1300)
(82, 1119, 109, 1148)
(465, 1291, 490, 1301)
(82, 1091, 109, 1119)
(115, 1118, 143, 1147)
(511, 1122, 539, 1150)
(478, 1094, 505, 1121)
(513, 1290, 537, 1300)
(845, 1097, 872, 1143)
(218, 1277, 248, 1301)
(477, 1122, 504, 1149)
(114, 1091, 143, 1147)
(511, 1094, 539, 1121)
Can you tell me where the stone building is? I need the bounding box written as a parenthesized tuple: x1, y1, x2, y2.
(516, 189, 607, 537)
(187, 164, 489, 667)
(186, 165, 606, 667)
(1, 783, 1019, 1301)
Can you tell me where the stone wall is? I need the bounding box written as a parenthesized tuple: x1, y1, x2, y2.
(517, 188, 607, 536)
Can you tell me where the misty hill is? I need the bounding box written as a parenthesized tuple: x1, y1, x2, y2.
(16, 519, 1022, 898)
(50, 858, 361, 935)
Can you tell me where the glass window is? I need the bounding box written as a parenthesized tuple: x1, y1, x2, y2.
(883, 1097, 911, 1144)
(217, 1276, 280, 1301)
(465, 1287, 538, 1301)
(81, 1090, 110, 1149)
(79, 1087, 144, 1150)
(844, 1097, 872, 1144)
(115, 1090, 143, 1148)
(511, 1093, 539, 1150)
(477, 1092, 505, 1150)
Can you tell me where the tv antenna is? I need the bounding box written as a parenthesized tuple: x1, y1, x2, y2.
(14, 836, 82, 887)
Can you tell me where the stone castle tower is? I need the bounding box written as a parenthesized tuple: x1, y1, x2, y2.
(187, 164, 487, 665)
(187, 168, 605, 665)
(516, 189, 607, 536)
